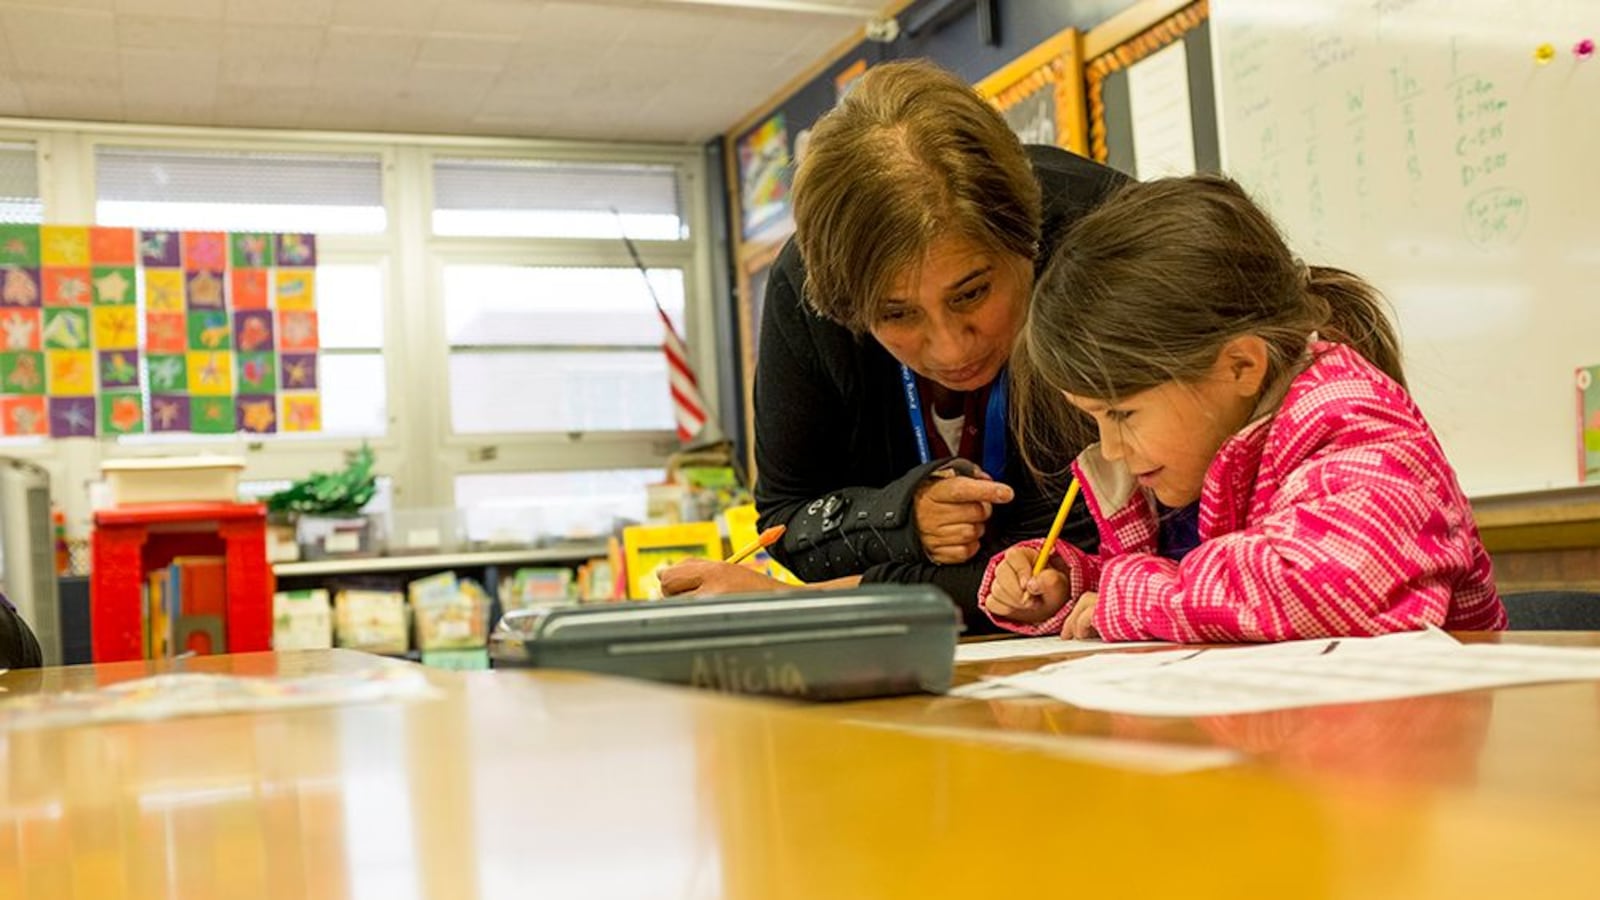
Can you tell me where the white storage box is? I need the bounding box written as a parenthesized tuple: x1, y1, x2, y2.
(100, 456, 245, 506)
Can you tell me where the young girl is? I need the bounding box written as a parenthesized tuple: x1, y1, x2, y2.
(980, 175, 1505, 643)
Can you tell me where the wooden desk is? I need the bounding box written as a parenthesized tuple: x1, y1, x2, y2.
(2, 643, 1599, 899)
(833, 631, 1600, 805)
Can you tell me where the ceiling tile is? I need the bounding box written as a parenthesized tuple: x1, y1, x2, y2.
(220, 23, 324, 59)
(323, 26, 422, 63)
(431, 0, 543, 38)
(19, 77, 124, 120)
(120, 49, 218, 98)
(418, 33, 517, 69)
(520, 0, 626, 48)
(13, 45, 122, 82)
(7, 0, 113, 9)
(315, 56, 410, 91)
(298, 104, 387, 131)
(399, 63, 497, 106)
(330, 0, 439, 32)
(120, 102, 218, 127)
(222, 51, 318, 89)
(223, 0, 332, 27)
(0, 6, 117, 48)
(115, 0, 224, 16)
(612, 3, 730, 50)
(215, 83, 308, 119)
(117, 14, 227, 51)
(0, 72, 23, 114)
(1, 0, 879, 142)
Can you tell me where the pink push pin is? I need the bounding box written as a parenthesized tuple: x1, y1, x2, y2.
(1576, 38, 1596, 60)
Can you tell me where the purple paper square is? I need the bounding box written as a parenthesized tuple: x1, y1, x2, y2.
(139, 231, 181, 267)
(48, 396, 96, 438)
(1, 266, 40, 308)
(98, 349, 141, 389)
(237, 394, 277, 433)
(234, 310, 274, 353)
(150, 395, 191, 432)
(279, 352, 318, 390)
(276, 233, 316, 267)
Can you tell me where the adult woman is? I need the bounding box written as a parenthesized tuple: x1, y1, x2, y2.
(661, 59, 1125, 631)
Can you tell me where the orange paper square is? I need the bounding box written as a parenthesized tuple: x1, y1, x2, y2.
(89, 227, 136, 264)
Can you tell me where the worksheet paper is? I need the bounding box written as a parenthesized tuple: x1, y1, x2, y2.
(955, 636, 1172, 662)
(985, 628, 1600, 716)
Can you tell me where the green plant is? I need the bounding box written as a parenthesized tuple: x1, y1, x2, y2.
(267, 444, 377, 516)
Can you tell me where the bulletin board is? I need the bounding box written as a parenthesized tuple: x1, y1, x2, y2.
(975, 27, 1089, 155)
(1084, 0, 1219, 178)
(734, 241, 784, 477)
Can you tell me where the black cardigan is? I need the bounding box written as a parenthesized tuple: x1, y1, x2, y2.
(752, 146, 1129, 632)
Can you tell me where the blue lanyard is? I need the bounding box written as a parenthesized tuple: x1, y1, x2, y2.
(900, 364, 1009, 476)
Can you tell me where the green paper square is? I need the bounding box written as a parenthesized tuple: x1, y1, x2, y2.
(230, 232, 274, 268)
(237, 352, 277, 393)
(0, 225, 40, 266)
(42, 308, 90, 350)
(0, 351, 44, 395)
(90, 266, 136, 305)
(146, 354, 187, 393)
(188, 310, 230, 351)
(190, 396, 236, 434)
(100, 391, 145, 435)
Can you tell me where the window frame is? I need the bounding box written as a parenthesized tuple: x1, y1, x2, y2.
(0, 119, 719, 528)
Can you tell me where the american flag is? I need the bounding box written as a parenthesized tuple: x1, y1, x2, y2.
(619, 215, 709, 444)
(656, 302, 708, 443)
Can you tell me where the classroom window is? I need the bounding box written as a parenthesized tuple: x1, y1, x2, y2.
(443, 265, 683, 434)
(0, 141, 41, 223)
(431, 157, 686, 240)
(311, 264, 388, 438)
(95, 147, 387, 233)
(453, 468, 662, 544)
(114, 262, 389, 444)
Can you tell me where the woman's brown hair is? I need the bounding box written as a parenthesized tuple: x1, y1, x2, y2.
(1015, 174, 1405, 481)
(791, 59, 1042, 333)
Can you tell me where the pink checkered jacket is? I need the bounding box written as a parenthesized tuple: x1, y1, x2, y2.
(979, 343, 1505, 642)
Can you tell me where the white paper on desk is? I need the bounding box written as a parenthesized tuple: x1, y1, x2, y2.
(955, 635, 1172, 662)
(990, 628, 1600, 717)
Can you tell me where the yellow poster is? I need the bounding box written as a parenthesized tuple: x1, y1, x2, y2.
(46, 350, 94, 395)
(91, 306, 139, 349)
(186, 351, 233, 395)
(40, 226, 89, 267)
(275, 269, 316, 310)
(144, 269, 185, 311)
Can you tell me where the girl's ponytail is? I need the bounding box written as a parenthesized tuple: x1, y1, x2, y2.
(1304, 265, 1406, 388)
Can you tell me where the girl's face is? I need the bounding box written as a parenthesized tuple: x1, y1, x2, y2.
(1064, 338, 1269, 507)
(869, 235, 1030, 393)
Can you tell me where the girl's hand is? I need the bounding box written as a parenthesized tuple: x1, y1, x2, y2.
(983, 545, 1071, 625)
(1063, 591, 1101, 639)
(658, 559, 790, 597)
(914, 466, 1014, 564)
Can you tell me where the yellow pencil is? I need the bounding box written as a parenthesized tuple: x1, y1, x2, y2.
(727, 525, 786, 564)
(1031, 478, 1081, 577)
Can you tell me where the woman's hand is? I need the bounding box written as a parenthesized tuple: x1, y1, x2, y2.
(657, 559, 791, 598)
(914, 466, 1014, 564)
(982, 545, 1071, 625)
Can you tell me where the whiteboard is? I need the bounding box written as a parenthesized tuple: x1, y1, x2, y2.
(1210, 0, 1600, 496)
